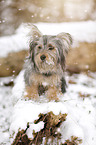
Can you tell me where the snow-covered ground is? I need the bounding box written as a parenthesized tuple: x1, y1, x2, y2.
(0, 21, 96, 57)
(0, 77, 14, 145)
(0, 21, 96, 144)
(0, 71, 96, 145)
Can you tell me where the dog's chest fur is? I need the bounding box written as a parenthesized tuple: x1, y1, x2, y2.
(29, 73, 61, 87)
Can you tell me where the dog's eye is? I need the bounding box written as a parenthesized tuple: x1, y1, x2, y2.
(38, 45, 42, 49)
(48, 44, 54, 50)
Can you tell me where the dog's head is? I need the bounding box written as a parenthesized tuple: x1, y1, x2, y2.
(29, 25, 72, 74)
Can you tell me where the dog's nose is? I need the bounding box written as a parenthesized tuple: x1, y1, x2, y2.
(40, 55, 46, 61)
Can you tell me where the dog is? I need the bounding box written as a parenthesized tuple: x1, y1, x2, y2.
(24, 25, 72, 101)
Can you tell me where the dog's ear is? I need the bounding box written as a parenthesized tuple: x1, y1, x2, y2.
(30, 25, 42, 40)
(56, 32, 73, 71)
(57, 32, 73, 54)
(28, 25, 42, 59)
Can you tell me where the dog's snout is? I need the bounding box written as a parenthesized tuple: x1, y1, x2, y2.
(40, 55, 46, 61)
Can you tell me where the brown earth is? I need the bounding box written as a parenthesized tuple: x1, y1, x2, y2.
(0, 50, 27, 77)
(66, 42, 96, 73)
(0, 42, 96, 77)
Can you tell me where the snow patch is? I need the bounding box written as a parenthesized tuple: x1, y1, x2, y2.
(0, 21, 96, 57)
(26, 121, 44, 139)
(46, 59, 54, 65)
(0, 71, 96, 144)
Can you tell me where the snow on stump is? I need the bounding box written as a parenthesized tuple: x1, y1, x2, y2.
(10, 100, 83, 145)
(12, 112, 67, 145)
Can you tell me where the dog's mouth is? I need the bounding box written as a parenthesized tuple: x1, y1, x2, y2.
(34, 53, 57, 73)
(38, 61, 56, 74)
(42, 71, 53, 76)
(35, 60, 56, 75)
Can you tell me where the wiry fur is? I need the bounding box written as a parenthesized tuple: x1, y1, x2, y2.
(24, 25, 72, 101)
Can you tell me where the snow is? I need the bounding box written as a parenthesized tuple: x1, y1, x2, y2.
(0, 21, 96, 57)
(26, 121, 44, 139)
(46, 59, 55, 65)
(0, 24, 29, 57)
(11, 70, 25, 104)
(0, 71, 96, 145)
(0, 77, 13, 145)
(8, 70, 96, 145)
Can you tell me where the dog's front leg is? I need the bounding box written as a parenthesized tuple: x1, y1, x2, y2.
(61, 77, 66, 93)
(24, 84, 39, 100)
(46, 85, 60, 101)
